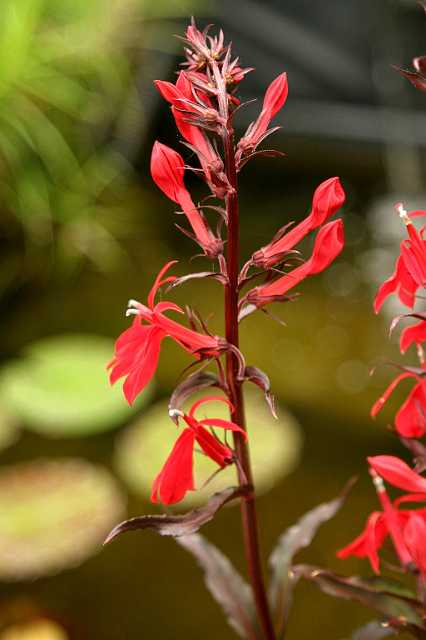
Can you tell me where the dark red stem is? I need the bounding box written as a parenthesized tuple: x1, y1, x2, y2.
(223, 126, 277, 640)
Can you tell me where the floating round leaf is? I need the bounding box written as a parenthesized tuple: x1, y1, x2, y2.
(0, 459, 125, 580)
(0, 620, 68, 640)
(115, 391, 302, 508)
(0, 408, 19, 452)
(0, 334, 152, 437)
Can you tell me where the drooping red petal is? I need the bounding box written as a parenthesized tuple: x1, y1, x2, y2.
(370, 372, 415, 418)
(151, 428, 196, 504)
(368, 455, 426, 494)
(122, 326, 165, 405)
(374, 255, 417, 313)
(150, 141, 185, 203)
(400, 319, 426, 353)
(337, 511, 387, 574)
(403, 512, 426, 574)
(395, 380, 426, 437)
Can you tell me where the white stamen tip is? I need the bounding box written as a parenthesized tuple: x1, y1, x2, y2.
(169, 409, 184, 419)
(125, 309, 139, 317)
(396, 202, 409, 224)
(127, 299, 141, 308)
(371, 473, 385, 492)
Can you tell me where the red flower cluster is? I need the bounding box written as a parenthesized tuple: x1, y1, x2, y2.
(109, 19, 345, 506)
(372, 204, 426, 438)
(152, 396, 246, 504)
(338, 456, 426, 576)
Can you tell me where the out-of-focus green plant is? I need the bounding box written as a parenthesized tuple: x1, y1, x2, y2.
(0, 0, 203, 285)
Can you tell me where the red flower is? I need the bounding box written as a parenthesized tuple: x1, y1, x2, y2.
(151, 396, 246, 504)
(337, 458, 426, 574)
(108, 262, 226, 405)
(237, 73, 288, 159)
(244, 219, 344, 308)
(371, 372, 426, 438)
(252, 177, 345, 269)
(150, 141, 223, 256)
(374, 204, 426, 312)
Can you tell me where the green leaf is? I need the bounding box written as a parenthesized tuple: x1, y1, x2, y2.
(0, 334, 150, 437)
(177, 533, 261, 640)
(269, 479, 355, 636)
(0, 458, 125, 580)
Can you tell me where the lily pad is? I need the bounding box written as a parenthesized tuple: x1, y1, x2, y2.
(0, 334, 152, 437)
(0, 458, 125, 580)
(0, 408, 20, 452)
(115, 390, 302, 508)
(0, 620, 68, 640)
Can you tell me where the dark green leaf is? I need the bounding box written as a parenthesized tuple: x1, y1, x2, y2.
(104, 485, 250, 544)
(295, 565, 425, 632)
(269, 478, 356, 636)
(177, 533, 261, 640)
(344, 620, 397, 640)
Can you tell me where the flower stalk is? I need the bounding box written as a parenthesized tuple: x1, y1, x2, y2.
(223, 124, 277, 640)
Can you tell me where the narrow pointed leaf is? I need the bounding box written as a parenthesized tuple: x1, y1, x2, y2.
(169, 371, 222, 417)
(344, 620, 397, 640)
(169, 271, 227, 289)
(269, 478, 356, 635)
(244, 366, 277, 418)
(177, 533, 261, 640)
(104, 485, 249, 544)
(294, 565, 425, 632)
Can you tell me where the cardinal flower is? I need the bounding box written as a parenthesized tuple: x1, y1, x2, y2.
(374, 204, 426, 312)
(337, 456, 426, 574)
(243, 219, 344, 310)
(150, 141, 223, 256)
(252, 177, 345, 269)
(108, 262, 226, 405)
(151, 396, 246, 504)
(371, 371, 426, 438)
(236, 73, 288, 160)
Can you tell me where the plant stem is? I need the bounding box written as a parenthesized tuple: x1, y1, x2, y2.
(223, 127, 277, 640)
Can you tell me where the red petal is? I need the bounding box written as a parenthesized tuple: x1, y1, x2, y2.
(189, 395, 233, 419)
(122, 327, 165, 405)
(147, 260, 178, 309)
(400, 319, 426, 353)
(403, 512, 426, 573)
(368, 455, 426, 493)
(395, 380, 426, 437)
(150, 141, 185, 203)
(151, 428, 196, 504)
(370, 372, 414, 418)
(200, 418, 247, 439)
(337, 511, 387, 574)
(194, 426, 232, 467)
